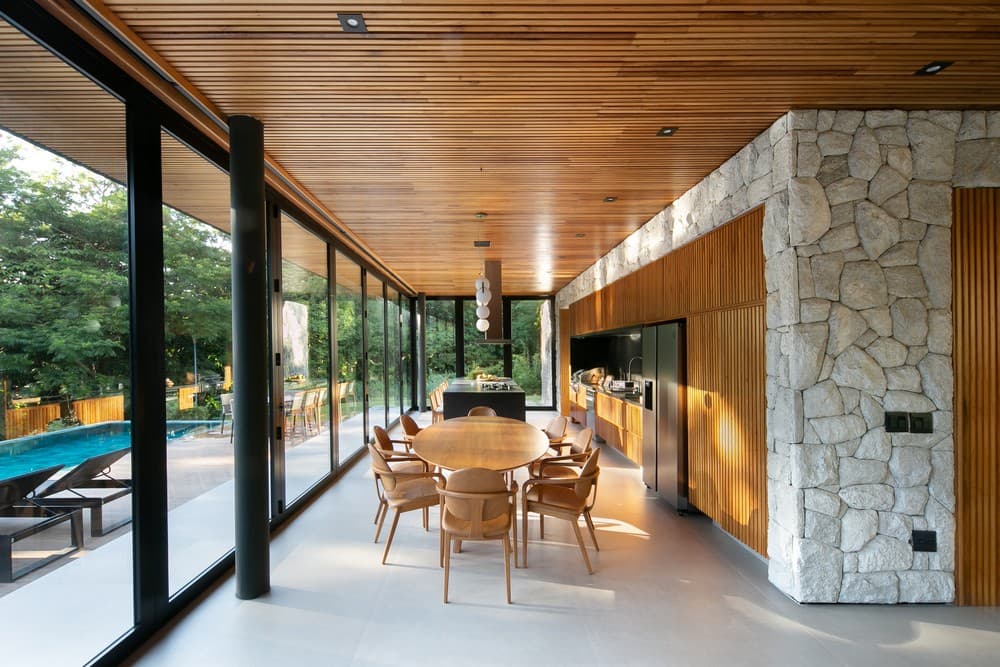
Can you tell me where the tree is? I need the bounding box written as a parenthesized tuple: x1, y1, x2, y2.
(0, 144, 130, 403)
(0, 137, 235, 413)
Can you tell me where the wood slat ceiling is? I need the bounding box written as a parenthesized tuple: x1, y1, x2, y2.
(9, 2, 1000, 295)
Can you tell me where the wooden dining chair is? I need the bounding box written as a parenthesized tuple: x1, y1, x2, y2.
(529, 427, 594, 480)
(367, 441, 442, 564)
(541, 415, 568, 449)
(399, 414, 422, 449)
(522, 448, 601, 574)
(437, 467, 518, 603)
(370, 426, 429, 527)
(467, 406, 497, 417)
(429, 390, 445, 423)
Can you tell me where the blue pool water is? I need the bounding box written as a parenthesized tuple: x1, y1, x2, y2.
(0, 421, 215, 479)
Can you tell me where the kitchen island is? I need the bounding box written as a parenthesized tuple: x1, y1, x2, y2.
(442, 379, 526, 421)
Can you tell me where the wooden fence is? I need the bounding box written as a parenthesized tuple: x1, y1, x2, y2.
(3, 394, 125, 440)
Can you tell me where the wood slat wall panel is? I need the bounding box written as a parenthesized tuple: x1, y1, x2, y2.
(687, 304, 767, 556)
(559, 308, 570, 416)
(953, 188, 1000, 606)
(569, 207, 765, 332)
(3, 404, 61, 440)
(71, 395, 125, 425)
(569, 208, 767, 555)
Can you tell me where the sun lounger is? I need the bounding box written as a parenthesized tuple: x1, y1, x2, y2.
(34, 448, 132, 537)
(1, 464, 84, 582)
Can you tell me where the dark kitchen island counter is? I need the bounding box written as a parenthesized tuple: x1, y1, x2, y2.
(442, 379, 526, 421)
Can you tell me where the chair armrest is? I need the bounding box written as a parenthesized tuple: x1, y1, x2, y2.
(522, 476, 578, 494)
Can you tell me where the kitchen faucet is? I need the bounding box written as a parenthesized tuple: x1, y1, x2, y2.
(627, 356, 643, 381)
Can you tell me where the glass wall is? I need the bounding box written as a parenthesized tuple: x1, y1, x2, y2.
(511, 299, 554, 406)
(335, 251, 364, 464)
(401, 296, 412, 413)
(386, 286, 401, 421)
(280, 215, 331, 501)
(0, 19, 135, 662)
(366, 276, 386, 430)
(463, 300, 503, 378)
(425, 299, 456, 390)
(161, 131, 235, 597)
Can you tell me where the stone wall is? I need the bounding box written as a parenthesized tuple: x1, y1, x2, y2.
(557, 106, 1000, 605)
(766, 110, 1000, 603)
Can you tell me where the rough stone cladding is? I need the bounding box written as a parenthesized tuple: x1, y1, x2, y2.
(557, 108, 1000, 604)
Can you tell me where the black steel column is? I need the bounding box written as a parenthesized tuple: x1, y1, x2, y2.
(417, 293, 427, 411)
(127, 102, 169, 625)
(229, 115, 270, 599)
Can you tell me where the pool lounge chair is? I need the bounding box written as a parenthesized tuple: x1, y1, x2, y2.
(1, 464, 84, 582)
(34, 448, 132, 537)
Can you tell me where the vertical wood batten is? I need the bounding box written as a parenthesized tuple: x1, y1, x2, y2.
(569, 208, 767, 556)
(953, 188, 999, 606)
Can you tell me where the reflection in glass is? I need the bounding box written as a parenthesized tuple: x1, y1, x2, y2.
(281, 215, 331, 501)
(366, 277, 386, 430)
(161, 131, 235, 597)
(335, 252, 364, 464)
(386, 286, 401, 421)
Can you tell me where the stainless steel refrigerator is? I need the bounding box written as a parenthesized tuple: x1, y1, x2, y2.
(641, 322, 689, 512)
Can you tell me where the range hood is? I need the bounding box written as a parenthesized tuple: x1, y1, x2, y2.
(472, 259, 512, 345)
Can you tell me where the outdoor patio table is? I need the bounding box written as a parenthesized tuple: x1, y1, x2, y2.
(410, 416, 549, 472)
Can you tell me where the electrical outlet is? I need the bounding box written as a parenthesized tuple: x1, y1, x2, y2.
(885, 412, 909, 433)
(909, 412, 933, 433)
(911, 530, 937, 552)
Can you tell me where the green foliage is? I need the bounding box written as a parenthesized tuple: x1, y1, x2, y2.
(0, 137, 233, 407)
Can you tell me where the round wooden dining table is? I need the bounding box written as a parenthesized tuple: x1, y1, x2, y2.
(411, 416, 550, 472)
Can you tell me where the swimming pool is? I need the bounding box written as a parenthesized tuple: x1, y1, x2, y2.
(0, 421, 215, 479)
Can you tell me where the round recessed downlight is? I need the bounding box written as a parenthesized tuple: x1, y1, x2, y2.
(346, 17, 360, 27)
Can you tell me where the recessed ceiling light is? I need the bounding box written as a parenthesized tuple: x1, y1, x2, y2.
(475, 212, 488, 219)
(575, 233, 586, 238)
(473, 240, 491, 248)
(914, 61, 953, 76)
(604, 196, 617, 203)
(338, 13, 368, 33)
(657, 127, 678, 137)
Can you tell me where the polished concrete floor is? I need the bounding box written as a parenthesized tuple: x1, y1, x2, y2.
(130, 414, 1000, 667)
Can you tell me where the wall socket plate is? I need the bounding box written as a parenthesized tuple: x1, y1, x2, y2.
(885, 412, 909, 433)
(911, 529, 938, 552)
(909, 412, 933, 433)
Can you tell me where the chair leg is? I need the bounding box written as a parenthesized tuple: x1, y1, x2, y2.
(439, 523, 445, 568)
(382, 509, 401, 564)
(539, 514, 544, 539)
(503, 534, 512, 604)
(374, 502, 389, 543)
(443, 534, 452, 603)
(373, 499, 383, 525)
(423, 506, 429, 531)
(521, 501, 529, 568)
(584, 511, 600, 551)
(571, 519, 594, 575)
(510, 506, 518, 569)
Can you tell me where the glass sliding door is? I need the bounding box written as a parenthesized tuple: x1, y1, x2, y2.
(425, 299, 457, 390)
(511, 298, 554, 406)
(0, 21, 135, 661)
(386, 286, 401, 422)
(366, 276, 386, 430)
(280, 215, 331, 501)
(401, 295, 412, 413)
(335, 252, 364, 464)
(160, 131, 235, 597)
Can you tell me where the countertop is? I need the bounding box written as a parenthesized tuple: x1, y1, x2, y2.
(574, 382, 643, 407)
(444, 379, 525, 394)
